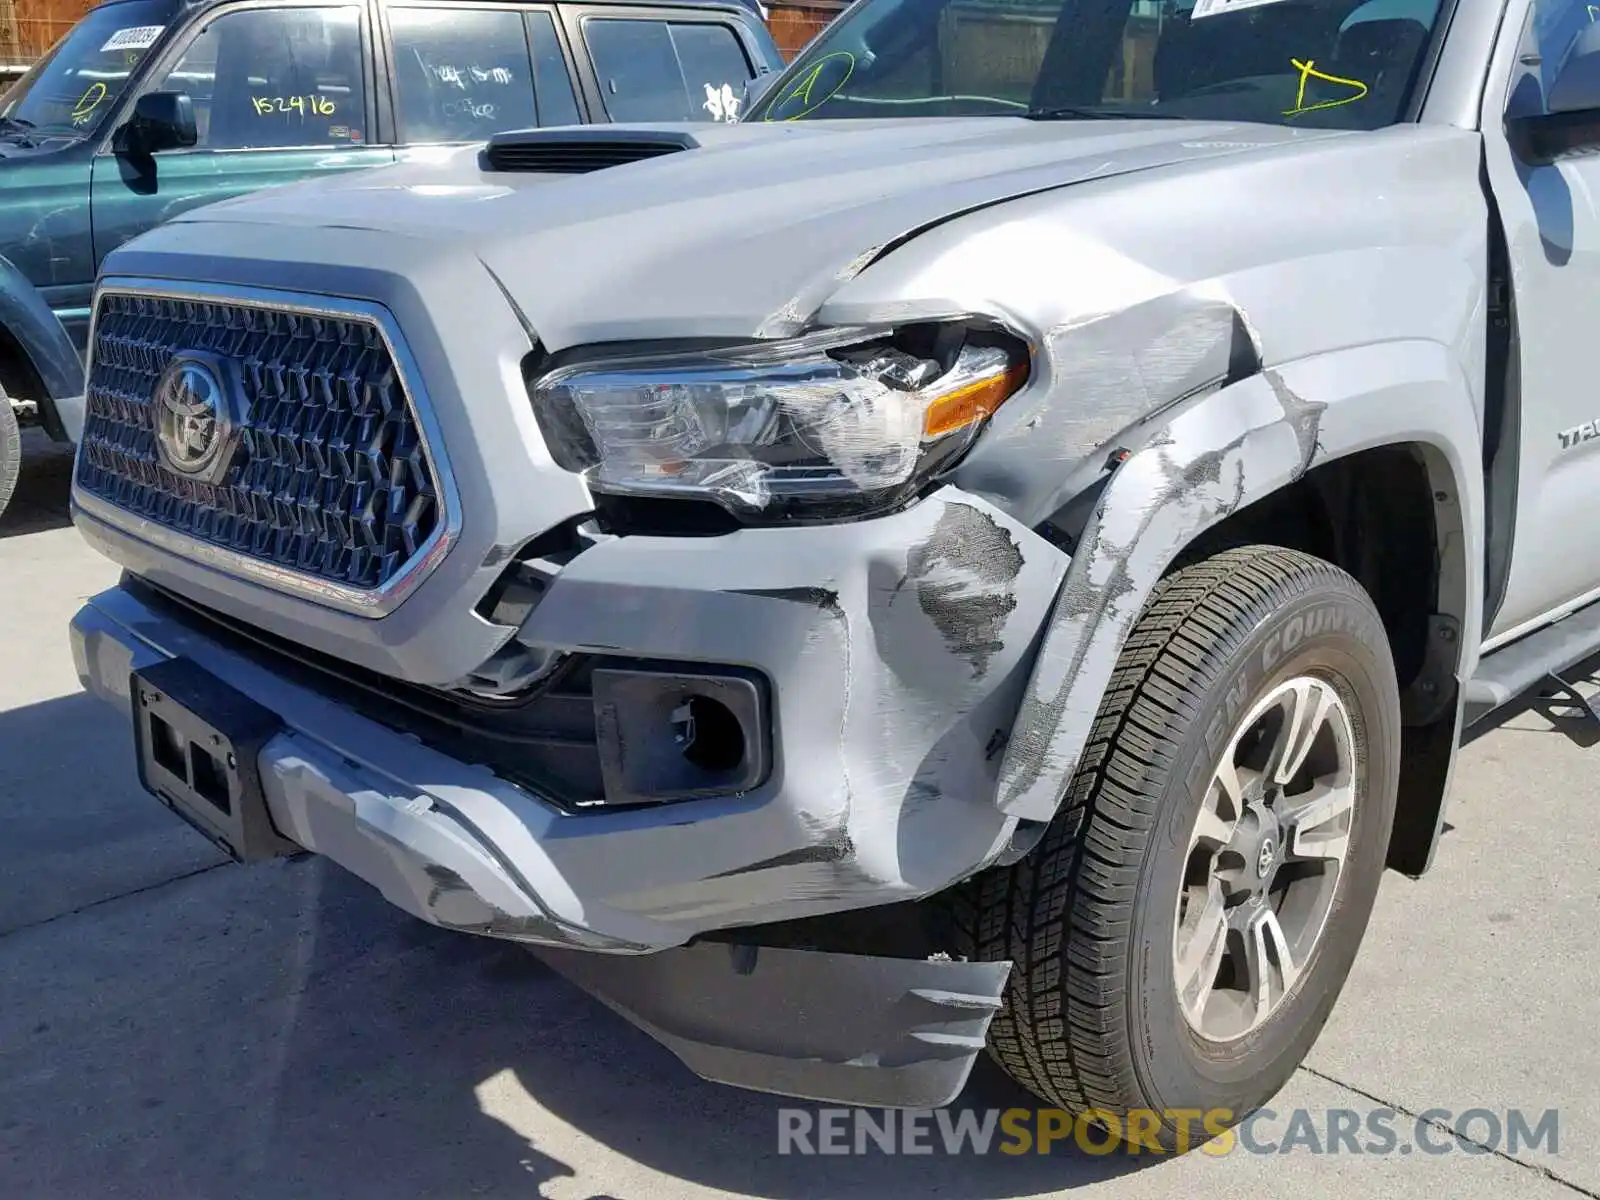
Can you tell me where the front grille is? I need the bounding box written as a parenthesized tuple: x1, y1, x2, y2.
(76, 292, 442, 593)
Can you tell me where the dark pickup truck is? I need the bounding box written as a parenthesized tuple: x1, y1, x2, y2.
(0, 0, 781, 515)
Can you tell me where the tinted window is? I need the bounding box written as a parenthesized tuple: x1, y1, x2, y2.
(390, 7, 538, 142)
(760, 0, 1445, 131)
(148, 6, 366, 148)
(583, 18, 753, 123)
(528, 10, 582, 126)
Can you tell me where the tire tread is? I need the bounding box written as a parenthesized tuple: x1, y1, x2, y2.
(952, 544, 1385, 1122)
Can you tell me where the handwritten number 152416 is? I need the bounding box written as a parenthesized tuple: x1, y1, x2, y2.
(253, 95, 337, 117)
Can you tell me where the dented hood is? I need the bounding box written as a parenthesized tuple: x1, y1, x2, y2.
(157, 117, 1340, 350)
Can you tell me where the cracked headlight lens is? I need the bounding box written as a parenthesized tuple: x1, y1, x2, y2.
(532, 328, 1030, 518)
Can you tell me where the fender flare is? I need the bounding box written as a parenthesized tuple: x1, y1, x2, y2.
(0, 253, 87, 439)
(995, 338, 1484, 836)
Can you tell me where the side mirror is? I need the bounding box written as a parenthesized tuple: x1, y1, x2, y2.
(119, 90, 197, 156)
(1508, 24, 1600, 163)
(741, 71, 778, 120)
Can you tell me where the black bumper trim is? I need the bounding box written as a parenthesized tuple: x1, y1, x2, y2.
(534, 942, 1013, 1109)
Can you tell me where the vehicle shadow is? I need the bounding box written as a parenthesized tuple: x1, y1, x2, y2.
(0, 429, 76, 540)
(2, 839, 1158, 1200)
(1460, 648, 1600, 750)
(0, 690, 230, 935)
(244, 866, 1155, 1200)
(1506, 70, 1575, 267)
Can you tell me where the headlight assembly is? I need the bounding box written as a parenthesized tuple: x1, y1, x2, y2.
(531, 325, 1030, 522)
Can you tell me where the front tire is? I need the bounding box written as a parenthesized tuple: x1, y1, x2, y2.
(956, 545, 1401, 1151)
(0, 386, 20, 523)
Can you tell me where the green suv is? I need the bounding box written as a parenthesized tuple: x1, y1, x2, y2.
(0, 0, 781, 516)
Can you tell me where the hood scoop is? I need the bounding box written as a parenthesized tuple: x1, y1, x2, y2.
(482, 127, 700, 174)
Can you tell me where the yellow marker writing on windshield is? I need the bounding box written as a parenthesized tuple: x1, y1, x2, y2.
(70, 82, 108, 125)
(765, 51, 855, 121)
(1284, 58, 1368, 117)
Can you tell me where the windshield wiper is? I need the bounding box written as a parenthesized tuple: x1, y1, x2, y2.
(0, 115, 38, 145)
(1021, 106, 1121, 120)
(1021, 106, 1186, 122)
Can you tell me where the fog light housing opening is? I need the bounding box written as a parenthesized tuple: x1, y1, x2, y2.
(672, 695, 747, 775)
(592, 665, 771, 807)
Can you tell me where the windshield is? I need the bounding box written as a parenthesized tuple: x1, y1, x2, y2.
(752, 0, 1447, 130)
(1, 0, 178, 140)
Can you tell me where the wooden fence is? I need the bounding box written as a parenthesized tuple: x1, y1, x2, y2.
(1, 0, 88, 71)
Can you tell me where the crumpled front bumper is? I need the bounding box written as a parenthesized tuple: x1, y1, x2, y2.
(69, 495, 1056, 1104)
(72, 487, 1070, 949)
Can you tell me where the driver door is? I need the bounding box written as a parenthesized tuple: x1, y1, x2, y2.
(1480, 0, 1600, 642)
(89, 0, 394, 272)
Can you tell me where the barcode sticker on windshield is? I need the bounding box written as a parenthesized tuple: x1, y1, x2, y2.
(99, 25, 165, 52)
(1191, 0, 1291, 17)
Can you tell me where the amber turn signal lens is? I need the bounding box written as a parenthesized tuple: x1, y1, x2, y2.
(922, 360, 1030, 439)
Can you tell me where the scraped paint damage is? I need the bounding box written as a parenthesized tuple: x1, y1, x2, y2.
(669, 289, 1311, 911)
(403, 282, 1321, 929)
(785, 497, 1040, 906)
(710, 831, 857, 880)
(420, 863, 570, 944)
(899, 503, 1025, 680)
(731, 586, 846, 623)
(996, 351, 1329, 823)
(606, 493, 1069, 920)
(952, 291, 1262, 527)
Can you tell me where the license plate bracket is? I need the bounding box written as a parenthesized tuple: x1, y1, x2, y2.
(130, 657, 299, 863)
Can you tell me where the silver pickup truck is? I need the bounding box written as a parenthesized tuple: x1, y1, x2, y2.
(64, 0, 1600, 1152)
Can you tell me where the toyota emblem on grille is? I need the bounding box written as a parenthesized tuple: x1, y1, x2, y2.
(154, 355, 237, 482)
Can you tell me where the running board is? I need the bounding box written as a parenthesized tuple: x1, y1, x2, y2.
(1466, 597, 1600, 731)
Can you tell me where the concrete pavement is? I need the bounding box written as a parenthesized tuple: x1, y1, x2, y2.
(0, 429, 1591, 1199)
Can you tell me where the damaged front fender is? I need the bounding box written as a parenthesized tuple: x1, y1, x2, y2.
(995, 339, 1484, 823)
